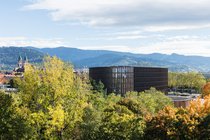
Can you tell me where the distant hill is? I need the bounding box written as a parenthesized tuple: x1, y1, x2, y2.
(0, 47, 43, 70)
(1, 46, 210, 72)
(35, 47, 210, 72)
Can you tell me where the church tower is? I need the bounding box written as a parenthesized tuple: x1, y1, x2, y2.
(18, 55, 23, 68)
(14, 55, 29, 73)
(24, 55, 28, 65)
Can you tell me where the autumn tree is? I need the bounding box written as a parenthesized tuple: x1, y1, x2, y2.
(198, 114, 210, 139)
(144, 95, 210, 139)
(202, 82, 210, 97)
(14, 56, 88, 139)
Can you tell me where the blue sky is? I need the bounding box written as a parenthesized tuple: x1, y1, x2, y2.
(1, 0, 210, 56)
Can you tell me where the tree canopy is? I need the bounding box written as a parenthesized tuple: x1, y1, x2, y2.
(169, 72, 206, 91)
(0, 57, 210, 139)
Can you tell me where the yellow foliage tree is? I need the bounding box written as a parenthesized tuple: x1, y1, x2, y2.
(14, 56, 88, 139)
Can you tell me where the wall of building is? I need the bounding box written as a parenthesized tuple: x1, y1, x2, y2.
(89, 66, 168, 95)
(134, 67, 168, 92)
(173, 100, 191, 108)
(89, 67, 113, 93)
(168, 95, 194, 108)
(110, 66, 134, 95)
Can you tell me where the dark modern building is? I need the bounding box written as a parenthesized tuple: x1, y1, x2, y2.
(89, 66, 168, 95)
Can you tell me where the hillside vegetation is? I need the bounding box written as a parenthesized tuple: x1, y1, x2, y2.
(37, 47, 210, 72)
(2, 46, 210, 72)
(0, 47, 43, 70)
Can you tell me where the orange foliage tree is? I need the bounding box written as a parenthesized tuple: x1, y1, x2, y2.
(0, 74, 7, 84)
(144, 95, 210, 139)
(202, 82, 210, 97)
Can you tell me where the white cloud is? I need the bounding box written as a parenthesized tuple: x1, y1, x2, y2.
(144, 24, 210, 32)
(0, 37, 66, 48)
(24, 0, 210, 27)
(78, 34, 147, 41)
(135, 39, 210, 56)
(77, 38, 210, 56)
(77, 45, 133, 52)
(0, 37, 27, 40)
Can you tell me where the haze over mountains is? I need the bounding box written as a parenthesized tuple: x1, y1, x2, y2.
(1, 46, 210, 72)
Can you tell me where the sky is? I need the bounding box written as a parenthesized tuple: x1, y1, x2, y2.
(1, 0, 210, 56)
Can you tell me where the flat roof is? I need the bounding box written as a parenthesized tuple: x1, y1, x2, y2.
(89, 66, 168, 69)
(167, 95, 194, 101)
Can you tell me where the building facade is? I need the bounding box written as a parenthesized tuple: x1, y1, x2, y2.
(89, 66, 168, 95)
(167, 95, 195, 108)
(14, 55, 28, 73)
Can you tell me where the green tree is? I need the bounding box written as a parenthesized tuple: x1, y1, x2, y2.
(168, 72, 206, 92)
(126, 88, 173, 114)
(94, 88, 172, 140)
(98, 98, 145, 140)
(0, 91, 30, 139)
(79, 93, 106, 140)
(91, 80, 105, 94)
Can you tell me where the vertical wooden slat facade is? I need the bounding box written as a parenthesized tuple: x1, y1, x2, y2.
(89, 66, 168, 95)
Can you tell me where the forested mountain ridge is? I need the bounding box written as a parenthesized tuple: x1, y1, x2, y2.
(36, 47, 210, 72)
(1, 46, 210, 72)
(0, 47, 43, 70)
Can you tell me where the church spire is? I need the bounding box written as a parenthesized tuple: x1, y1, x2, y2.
(17, 54, 23, 68)
(18, 55, 22, 62)
(24, 54, 28, 63)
